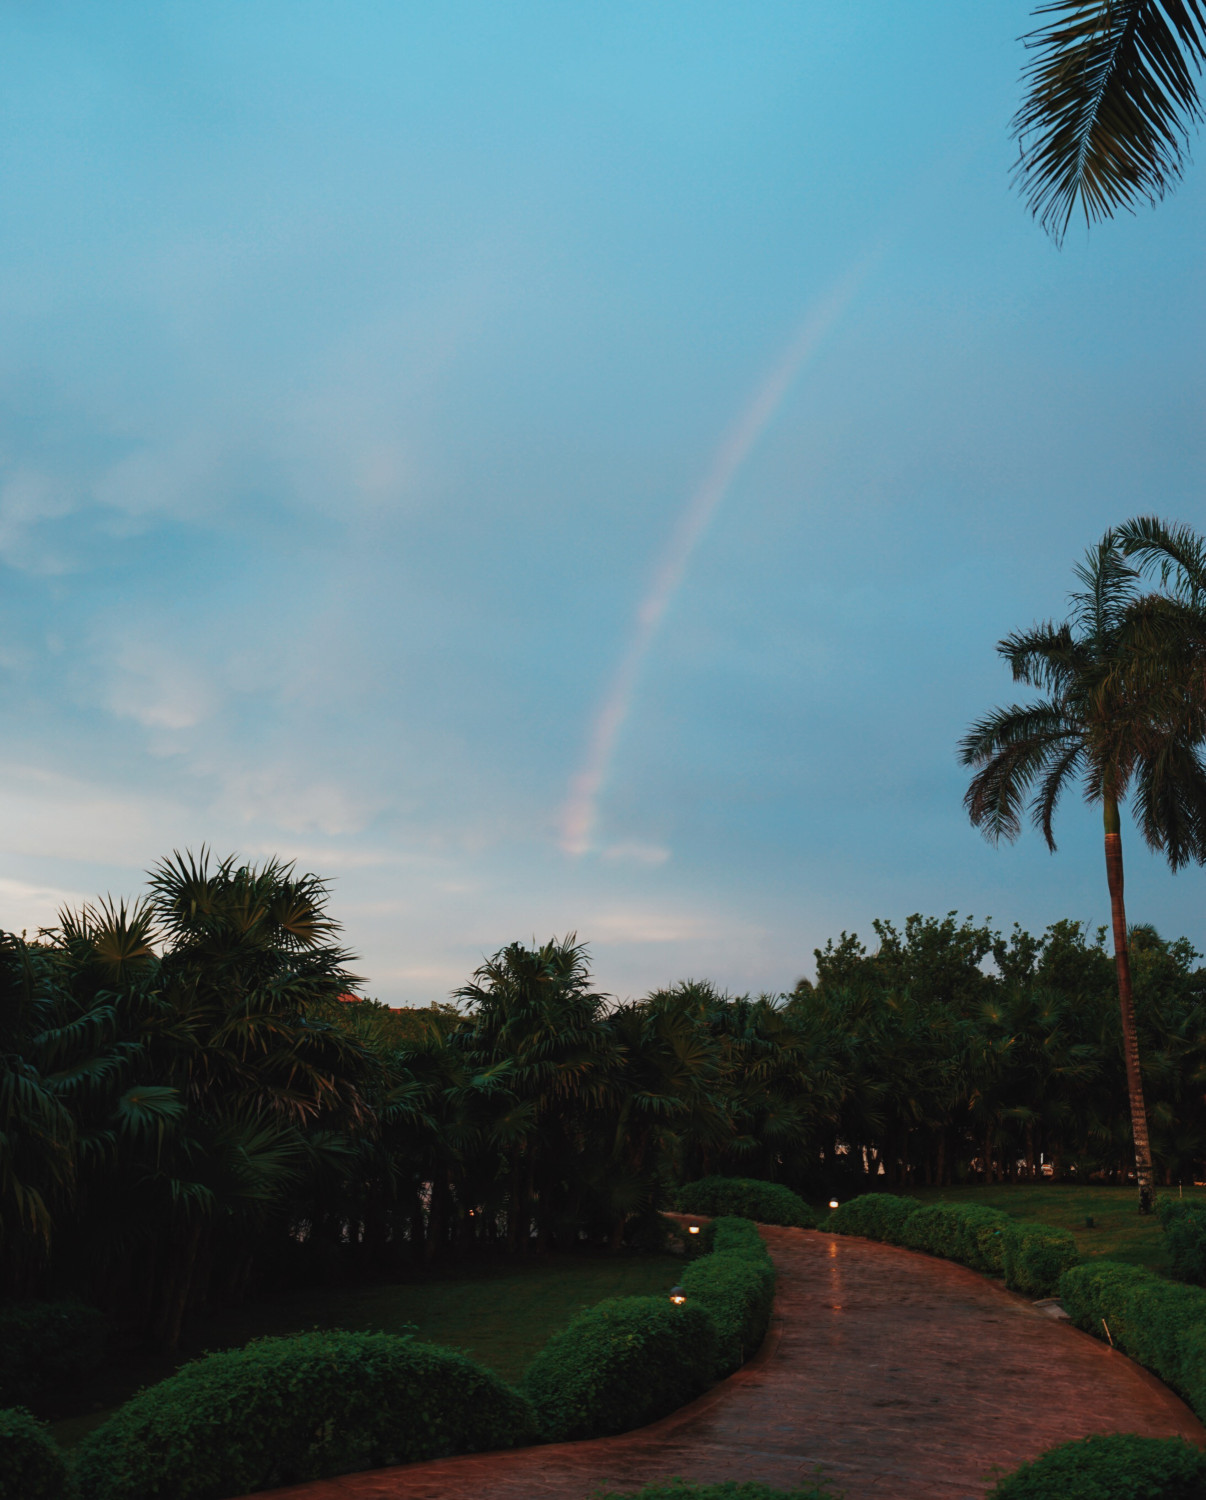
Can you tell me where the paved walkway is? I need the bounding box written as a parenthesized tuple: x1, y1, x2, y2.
(262, 1228, 1205, 1500)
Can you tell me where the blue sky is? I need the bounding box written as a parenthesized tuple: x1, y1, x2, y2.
(1, 3, 1204, 1003)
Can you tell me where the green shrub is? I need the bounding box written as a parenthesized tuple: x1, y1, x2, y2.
(0, 1301, 109, 1413)
(681, 1249, 775, 1376)
(596, 1481, 838, 1500)
(1000, 1221, 1081, 1298)
(73, 1330, 536, 1500)
(1058, 1260, 1206, 1412)
(901, 1202, 1011, 1274)
(826, 1193, 919, 1244)
(697, 1215, 767, 1257)
(987, 1432, 1206, 1498)
(674, 1177, 817, 1229)
(0, 1407, 72, 1500)
(524, 1296, 716, 1442)
(1158, 1198, 1206, 1285)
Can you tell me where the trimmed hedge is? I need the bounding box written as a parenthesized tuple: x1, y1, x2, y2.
(674, 1177, 817, 1229)
(1058, 1260, 1206, 1420)
(901, 1202, 1010, 1274)
(525, 1214, 775, 1440)
(681, 1221, 775, 1376)
(523, 1296, 716, 1442)
(0, 1407, 72, 1500)
(1158, 1199, 1206, 1286)
(826, 1193, 919, 1244)
(0, 1300, 109, 1413)
(1001, 1219, 1081, 1298)
(828, 1195, 1078, 1298)
(73, 1330, 537, 1500)
(987, 1432, 1206, 1499)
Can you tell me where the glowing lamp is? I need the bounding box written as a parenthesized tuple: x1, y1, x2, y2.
(669, 1286, 687, 1305)
(687, 1225, 700, 1235)
(828, 1200, 839, 1210)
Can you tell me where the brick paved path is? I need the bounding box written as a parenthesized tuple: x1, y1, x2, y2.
(262, 1227, 1205, 1500)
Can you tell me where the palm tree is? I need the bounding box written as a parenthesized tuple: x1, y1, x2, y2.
(1012, 2, 1206, 242)
(959, 530, 1206, 1211)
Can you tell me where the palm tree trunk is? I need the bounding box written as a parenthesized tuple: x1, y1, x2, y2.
(1104, 797, 1155, 1214)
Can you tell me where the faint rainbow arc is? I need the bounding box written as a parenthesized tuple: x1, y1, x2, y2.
(560, 256, 876, 857)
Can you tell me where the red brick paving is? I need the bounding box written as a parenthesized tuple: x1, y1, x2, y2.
(259, 1228, 1205, 1500)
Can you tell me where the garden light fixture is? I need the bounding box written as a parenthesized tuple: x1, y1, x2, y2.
(687, 1225, 700, 1235)
(669, 1286, 687, 1304)
(829, 1200, 839, 1209)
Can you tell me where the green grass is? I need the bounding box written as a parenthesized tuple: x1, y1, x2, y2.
(909, 1183, 1206, 1274)
(51, 1250, 681, 1450)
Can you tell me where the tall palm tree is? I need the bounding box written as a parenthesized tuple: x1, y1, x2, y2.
(1012, 2, 1206, 242)
(960, 531, 1206, 1211)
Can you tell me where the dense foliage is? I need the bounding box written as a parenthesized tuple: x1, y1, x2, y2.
(5, 842, 1206, 1367)
(0, 1407, 71, 1500)
(523, 1296, 716, 1441)
(674, 1178, 816, 1228)
(830, 1194, 1078, 1298)
(1058, 1260, 1206, 1422)
(525, 1214, 771, 1438)
(680, 1218, 775, 1376)
(988, 1432, 1206, 1500)
(1156, 1198, 1206, 1285)
(73, 1330, 536, 1500)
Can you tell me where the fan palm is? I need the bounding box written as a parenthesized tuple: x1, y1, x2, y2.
(959, 530, 1206, 1211)
(1012, 1, 1206, 242)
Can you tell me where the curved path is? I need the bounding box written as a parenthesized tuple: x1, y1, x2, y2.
(263, 1228, 1205, 1500)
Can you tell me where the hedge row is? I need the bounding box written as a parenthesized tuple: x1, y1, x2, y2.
(1058, 1259, 1206, 1423)
(826, 1195, 1079, 1298)
(0, 1406, 71, 1500)
(1157, 1198, 1206, 1285)
(674, 1177, 817, 1229)
(524, 1215, 774, 1439)
(986, 1432, 1206, 1499)
(72, 1331, 537, 1500)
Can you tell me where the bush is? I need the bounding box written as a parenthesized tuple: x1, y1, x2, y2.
(826, 1193, 919, 1244)
(73, 1330, 536, 1500)
(596, 1482, 838, 1500)
(901, 1202, 1011, 1274)
(674, 1178, 817, 1229)
(1000, 1220, 1080, 1298)
(987, 1432, 1206, 1498)
(524, 1296, 716, 1442)
(1157, 1198, 1206, 1285)
(0, 1407, 72, 1500)
(697, 1215, 767, 1257)
(0, 1300, 109, 1413)
(1058, 1261, 1206, 1415)
(681, 1248, 775, 1376)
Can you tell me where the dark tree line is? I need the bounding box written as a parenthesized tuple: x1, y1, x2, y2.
(4, 850, 1206, 1352)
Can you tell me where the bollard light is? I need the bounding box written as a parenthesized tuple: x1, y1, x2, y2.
(828, 1200, 839, 1210)
(687, 1225, 700, 1235)
(669, 1286, 687, 1304)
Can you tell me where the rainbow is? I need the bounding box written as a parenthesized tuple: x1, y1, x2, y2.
(560, 255, 877, 857)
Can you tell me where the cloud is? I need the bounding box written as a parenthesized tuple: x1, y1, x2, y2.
(0, 876, 91, 934)
(600, 841, 671, 866)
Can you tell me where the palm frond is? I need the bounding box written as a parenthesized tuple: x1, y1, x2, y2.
(1012, 0, 1206, 242)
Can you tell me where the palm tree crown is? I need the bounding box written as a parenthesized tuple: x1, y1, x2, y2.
(1013, 1, 1206, 241)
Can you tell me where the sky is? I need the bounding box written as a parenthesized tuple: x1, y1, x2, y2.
(1, 2, 1204, 1005)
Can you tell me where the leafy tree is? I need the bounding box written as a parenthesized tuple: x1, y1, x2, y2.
(960, 530, 1206, 1211)
(1012, 1, 1206, 241)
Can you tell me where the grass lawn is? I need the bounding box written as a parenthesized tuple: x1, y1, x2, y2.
(909, 1182, 1206, 1274)
(52, 1249, 681, 1450)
